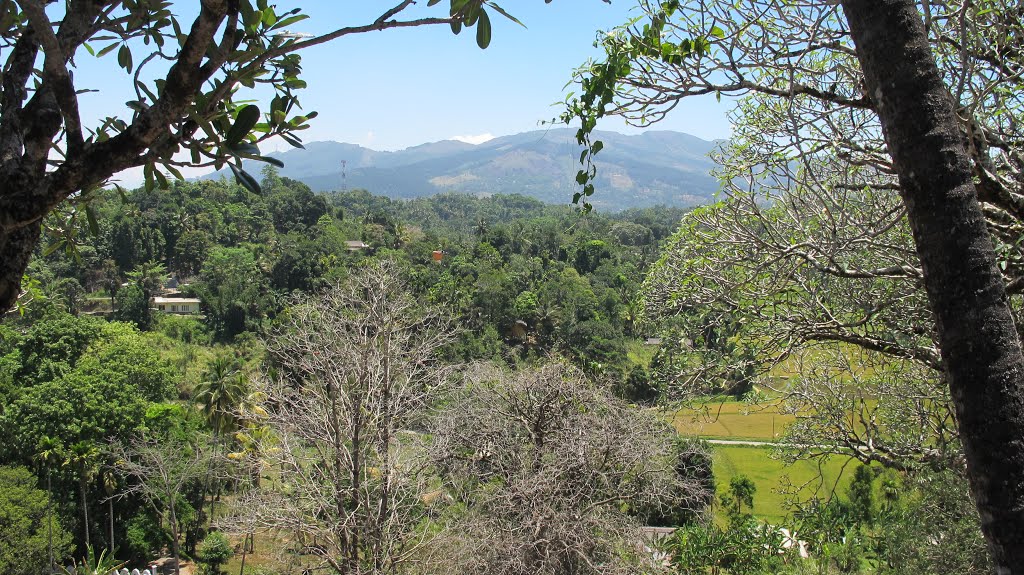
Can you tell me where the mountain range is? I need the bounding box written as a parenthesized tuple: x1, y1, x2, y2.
(202, 128, 723, 210)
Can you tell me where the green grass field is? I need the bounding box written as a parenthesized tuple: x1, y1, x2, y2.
(666, 396, 860, 522)
(713, 445, 858, 523)
(670, 400, 796, 441)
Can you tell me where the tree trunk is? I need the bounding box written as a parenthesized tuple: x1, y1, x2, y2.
(47, 473, 54, 574)
(169, 502, 181, 575)
(842, 1, 1024, 571)
(109, 498, 115, 555)
(79, 473, 91, 551)
(238, 533, 249, 575)
(0, 220, 42, 313)
(203, 428, 220, 537)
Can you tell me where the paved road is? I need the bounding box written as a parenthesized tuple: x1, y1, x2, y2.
(704, 438, 840, 451)
(705, 438, 781, 447)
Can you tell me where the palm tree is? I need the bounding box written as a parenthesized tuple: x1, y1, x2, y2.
(66, 441, 100, 551)
(194, 355, 248, 519)
(621, 297, 643, 337)
(35, 436, 64, 574)
(101, 468, 118, 555)
(194, 355, 247, 436)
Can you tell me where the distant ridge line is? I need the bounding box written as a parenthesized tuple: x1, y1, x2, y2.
(200, 128, 722, 210)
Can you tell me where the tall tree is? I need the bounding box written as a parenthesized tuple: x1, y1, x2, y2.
(193, 354, 247, 520)
(111, 433, 212, 575)
(194, 355, 246, 438)
(66, 441, 100, 551)
(841, 1, 1024, 570)
(222, 260, 455, 575)
(0, 0, 524, 315)
(33, 436, 65, 574)
(565, 0, 1024, 568)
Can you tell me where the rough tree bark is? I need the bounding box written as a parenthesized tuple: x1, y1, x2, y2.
(842, 0, 1024, 571)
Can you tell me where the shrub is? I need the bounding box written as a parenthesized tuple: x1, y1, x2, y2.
(197, 531, 233, 575)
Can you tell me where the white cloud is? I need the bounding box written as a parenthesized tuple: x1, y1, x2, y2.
(450, 133, 494, 145)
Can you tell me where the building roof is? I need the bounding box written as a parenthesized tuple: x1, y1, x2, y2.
(151, 297, 201, 304)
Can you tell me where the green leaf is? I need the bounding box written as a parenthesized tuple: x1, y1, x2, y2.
(137, 81, 159, 103)
(280, 133, 305, 149)
(43, 240, 66, 257)
(592, 140, 604, 154)
(262, 9, 278, 27)
(235, 148, 285, 168)
(464, 4, 480, 26)
(165, 164, 185, 180)
(475, 10, 492, 49)
(225, 105, 261, 145)
(248, 154, 285, 168)
(228, 141, 261, 156)
(113, 184, 128, 203)
(270, 14, 309, 31)
(85, 206, 100, 236)
(143, 162, 154, 191)
(488, 3, 525, 27)
(97, 42, 119, 57)
(118, 44, 133, 72)
(242, 5, 261, 29)
(229, 164, 262, 194)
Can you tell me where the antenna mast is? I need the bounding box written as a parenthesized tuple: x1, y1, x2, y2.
(341, 159, 347, 192)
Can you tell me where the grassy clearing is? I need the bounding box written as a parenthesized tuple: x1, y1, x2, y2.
(625, 339, 658, 368)
(221, 531, 315, 575)
(712, 445, 858, 523)
(666, 392, 861, 522)
(669, 400, 796, 441)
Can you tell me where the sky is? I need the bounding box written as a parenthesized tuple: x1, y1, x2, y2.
(71, 1, 733, 179)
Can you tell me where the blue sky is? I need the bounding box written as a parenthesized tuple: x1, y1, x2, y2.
(74, 2, 731, 162)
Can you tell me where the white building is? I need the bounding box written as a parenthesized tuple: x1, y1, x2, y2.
(151, 296, 201, 315)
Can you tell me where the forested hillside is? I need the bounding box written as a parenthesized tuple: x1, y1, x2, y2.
(1, 164, 989, 575)
(20, 167, 685, 378)
(0, 172, 703, 573)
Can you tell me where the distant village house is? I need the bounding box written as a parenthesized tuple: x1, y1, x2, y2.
(151, 296, 201, 315)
